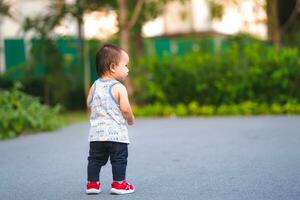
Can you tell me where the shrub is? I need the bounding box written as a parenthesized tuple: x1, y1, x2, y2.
(0, 87, 62, 139)
(133, 102, 300, 117)
(0, 75, 85, 110)
(132, 43, 300, 106)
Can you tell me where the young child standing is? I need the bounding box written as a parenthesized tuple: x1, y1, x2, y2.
(86, 44, 135, 195)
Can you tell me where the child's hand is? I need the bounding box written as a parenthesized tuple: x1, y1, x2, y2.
(112, 83, 135, 125)
(127, 116, 135, 125)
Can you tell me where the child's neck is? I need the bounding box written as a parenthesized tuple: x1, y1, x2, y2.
(101, 75, 115, 80)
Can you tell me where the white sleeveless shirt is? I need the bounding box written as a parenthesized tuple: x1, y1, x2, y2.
(88, 79, 129, 143)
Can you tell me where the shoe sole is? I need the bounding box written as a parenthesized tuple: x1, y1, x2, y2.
(86, 189, 101, 194)
(110, 188, 134, 195)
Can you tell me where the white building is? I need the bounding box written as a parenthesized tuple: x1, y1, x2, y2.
(0, 0, 117, 72)
(0, 0, 268, 72)
(0, 0, 50, 72)
(0, 0, 51, 38)
(143, 0, 267, 39)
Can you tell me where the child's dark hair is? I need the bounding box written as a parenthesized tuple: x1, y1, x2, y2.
(96, 44, 124, 77)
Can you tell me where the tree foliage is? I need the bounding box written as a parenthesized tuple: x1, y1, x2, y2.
(133, 38, 300, 105)
(0, 85, 61, 139)
(0, 0, 12, 18)
(22, 10, 70, 105)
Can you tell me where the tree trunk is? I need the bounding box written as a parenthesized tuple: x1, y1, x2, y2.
(76, 0, 90, 98)
(135, 29, 144, 56)
(0, 18, 3, 74)
(267, 0, 281, 50)
(119, 0, 129, 52)
(118, 0, 133, 95)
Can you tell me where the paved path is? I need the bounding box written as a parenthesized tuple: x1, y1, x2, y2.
(0, 116, 300, 200)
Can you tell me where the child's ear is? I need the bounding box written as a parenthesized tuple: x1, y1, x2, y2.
(110, 63, 117, 73)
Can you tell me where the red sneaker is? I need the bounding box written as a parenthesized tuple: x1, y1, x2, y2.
(110, 180, 135, 195)
(86, 181, 101, 194)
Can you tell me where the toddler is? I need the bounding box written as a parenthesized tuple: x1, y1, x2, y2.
(86, 44, 135, 195)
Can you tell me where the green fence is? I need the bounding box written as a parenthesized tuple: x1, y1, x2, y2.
(144, 35, 225, 56)
(4, 38, 101, 83)
(4, 39, 26, 78)
(4, 35, 240, 81)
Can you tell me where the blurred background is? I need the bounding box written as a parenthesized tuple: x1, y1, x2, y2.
(0, 0, 300, 138)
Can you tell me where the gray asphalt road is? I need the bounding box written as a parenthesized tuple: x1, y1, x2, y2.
(0, 116, 300, 200)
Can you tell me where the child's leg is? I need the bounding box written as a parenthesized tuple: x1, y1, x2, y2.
(87, 141, 109, 181)
(108, 142, 128, 181)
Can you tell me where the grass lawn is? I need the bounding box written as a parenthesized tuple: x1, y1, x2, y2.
(59, 111, 89, 125)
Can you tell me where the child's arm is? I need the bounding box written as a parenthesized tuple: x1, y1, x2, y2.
(86, 85, 94, 111)
(113, 83, 135, 125)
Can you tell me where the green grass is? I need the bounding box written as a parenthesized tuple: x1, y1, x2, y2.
(59, 111, 89, 125)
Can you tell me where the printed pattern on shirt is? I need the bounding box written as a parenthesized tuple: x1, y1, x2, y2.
(88, 79, 129, 143)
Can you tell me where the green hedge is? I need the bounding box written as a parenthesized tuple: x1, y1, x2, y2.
(133, 101, 300, 117)
(0, 87, 62, 139)
(2, 37, 300, 112)
(0, 75, 86, 110)
(133, 42, 300, 105)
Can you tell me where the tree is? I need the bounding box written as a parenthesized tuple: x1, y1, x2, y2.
(0, 0, 13, 73)
(208, 0, 300, 48)
(22, 13, 70, 105)
(28, 0, 180, 96)
(117, 0, 143, 94)
(115, 0, 183, 94)
(266, 0, 280, 49)
(51, 0, 112, 97)
(278, 0, 300, 45)
(267, 0, 300, 47)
